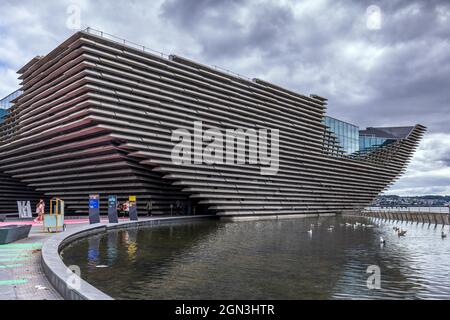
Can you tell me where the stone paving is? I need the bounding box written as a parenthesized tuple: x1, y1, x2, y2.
(0, 216, 187, 300)
(0, 226, 62, 300)
(0, 217, 131, 300)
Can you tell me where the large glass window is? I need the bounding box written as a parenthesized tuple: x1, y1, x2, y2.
(358, 135, 396, 154)
(323, 116, 359, 155)
(0, 90, 21, 124)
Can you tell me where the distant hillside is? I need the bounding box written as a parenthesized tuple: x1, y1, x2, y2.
(373, 195, 450, 207)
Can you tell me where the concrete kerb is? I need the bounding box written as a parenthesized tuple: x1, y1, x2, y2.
(41, 215, 216, 300)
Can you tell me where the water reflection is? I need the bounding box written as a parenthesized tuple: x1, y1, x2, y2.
(106, 231, 118, 265)
(87, 236, 100, 270)
(122, 229, 138, 262)
(60, 217, 450, 300)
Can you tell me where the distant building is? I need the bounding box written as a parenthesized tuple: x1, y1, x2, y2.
(0, 89, 21, 124)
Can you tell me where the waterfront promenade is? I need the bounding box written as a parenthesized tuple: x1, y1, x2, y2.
(0, 217, 143, 300)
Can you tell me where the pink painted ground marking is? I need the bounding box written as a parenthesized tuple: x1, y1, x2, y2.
(0, 218, 129, 227)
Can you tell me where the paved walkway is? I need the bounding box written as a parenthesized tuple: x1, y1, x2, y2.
(0, 225, 62, 300)
(0, 217, 130, 300)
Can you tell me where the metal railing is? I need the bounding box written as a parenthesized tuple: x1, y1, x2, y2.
(83, 27, 169, 59)
(365, 206, 450, 214)
(81, 27, 254, 83)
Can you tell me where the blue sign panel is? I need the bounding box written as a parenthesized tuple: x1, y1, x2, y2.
(89, 194, 100, 224)
(89, 199, 99, 209)
(108, 195, 118, 223)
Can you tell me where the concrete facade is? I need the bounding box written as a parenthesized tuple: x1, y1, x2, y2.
(0, 30, 426, 218)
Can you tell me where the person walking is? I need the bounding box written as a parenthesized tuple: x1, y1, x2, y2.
(146, 200, 153, 217)
(34, 199, 45, 223)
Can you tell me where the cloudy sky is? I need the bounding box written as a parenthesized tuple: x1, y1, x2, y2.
(0, 0, 449, 196)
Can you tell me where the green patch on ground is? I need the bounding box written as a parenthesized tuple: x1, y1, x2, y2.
(0, 253, 30, 257)
(0, 264, 24, 269)
(0, 257, 30, 262)
(0, 279, 28, 286)
(0, 243, 42, 249)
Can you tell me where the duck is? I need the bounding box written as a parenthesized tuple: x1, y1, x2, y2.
(345, 223, 352, 227)
(380, 236, 386, 244)
(442, 231, 447, 239)
(398, 229, 407, 237)
(327, 227, 334, 232)
(307, 229, 313, 235)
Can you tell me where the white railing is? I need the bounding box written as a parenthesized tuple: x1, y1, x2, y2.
(83, 27, 169, 59)
(365, 206, 450, 214)
(81, 27, 254, 83)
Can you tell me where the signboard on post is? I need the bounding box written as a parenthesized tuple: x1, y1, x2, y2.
(17, 201, 32, 219)
(108, 195, 118, 223)
(129, 195, 138, 221)
(89, 194, 100, 224)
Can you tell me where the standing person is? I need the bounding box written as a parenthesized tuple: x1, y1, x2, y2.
(146, 200, 153, 217)
(123, 201, 130, 217)
(176, 200, 181, 215)
(34, 199, 45, 223)
(117, 202, 123, 217)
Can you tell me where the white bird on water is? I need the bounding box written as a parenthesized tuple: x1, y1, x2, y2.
(307, 229, 313, 235)
(380, 236, 386, 244)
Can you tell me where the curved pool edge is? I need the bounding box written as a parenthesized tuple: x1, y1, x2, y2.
(41, 215, 216, 300)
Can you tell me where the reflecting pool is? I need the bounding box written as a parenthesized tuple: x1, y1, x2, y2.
(61, 216, 450, 299)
